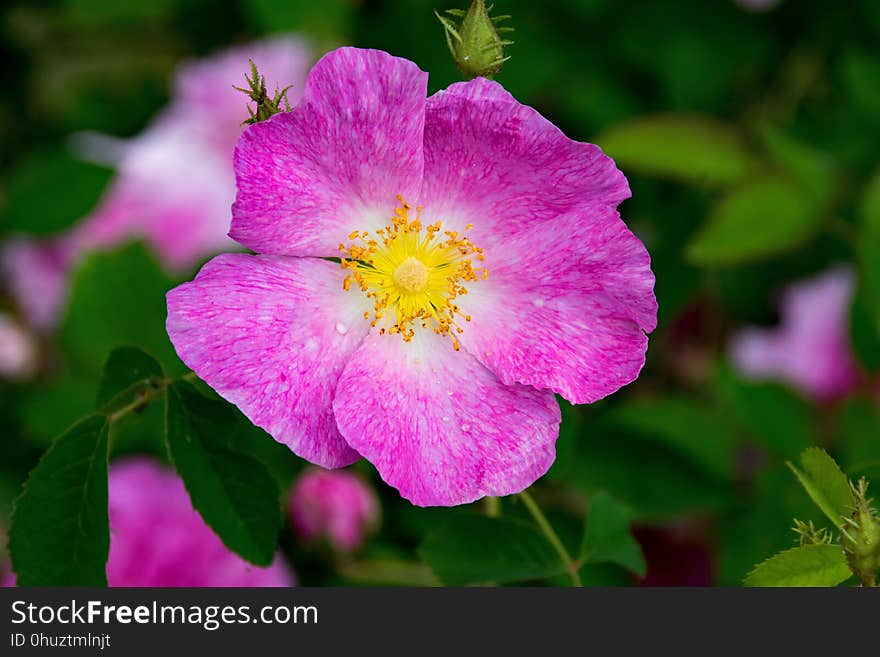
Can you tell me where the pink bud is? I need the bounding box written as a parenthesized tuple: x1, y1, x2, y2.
(288, 468, 380, 553)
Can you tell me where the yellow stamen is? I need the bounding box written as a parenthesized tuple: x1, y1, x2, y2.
(339, 196, 488, 345)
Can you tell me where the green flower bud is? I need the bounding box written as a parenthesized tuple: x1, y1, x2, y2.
(840, 479, 880, 587)
(234, 60, 294, 125)
(436, 1, 513, 79)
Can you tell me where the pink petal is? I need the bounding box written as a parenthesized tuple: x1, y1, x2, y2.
(166, 254, 370, 467)
(458, 208, 657, 404)
(417, 76, 630, 246)
(332, 331, 561, 507)
(107, 457, 294, 587)
(230, 48, 428, 257)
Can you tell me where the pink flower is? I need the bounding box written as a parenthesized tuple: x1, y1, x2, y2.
(0, 312, 36, 378)
(105, 457, 293, 587)
(729, 267, 859, 401)
(1, 36, 312, 330)
(288, 468, 379, 552)
(166, 48, 657, 506)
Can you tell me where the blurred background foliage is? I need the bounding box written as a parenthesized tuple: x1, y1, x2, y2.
(1, 0, 879, 586)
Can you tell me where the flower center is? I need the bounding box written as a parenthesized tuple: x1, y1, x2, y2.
(339, 196, 487, 350)
(393, 257, 429, 292)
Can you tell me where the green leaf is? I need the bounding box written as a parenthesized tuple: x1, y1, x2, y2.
(715, 366, 814, 458)
(717, 467, 824, 586)
(686, 175, 823, 266)
(1, 149, 113, 236)
(60, 243, 180, 377)
(562, 424, 733, 521)
(596, 115, 753, 186)
(601, 397, 736, 480)
(96, 346, 164, 412)
(787, 448, 855, 528)
(857, 167, 880, 341)
(547, 398, 585, 482)
(20, 375, 98, 446)
(9, 415, 109, 586)
(838, 398, 880, 475)
(850, 283, 880, 370)
(165, 381, 282, 566)
(760, 126, 837, 208)
(744, 544, 852, 587)
(419, 514, 565, 585)
(580, 492, 646, 576)
(841, 49, 880, 118)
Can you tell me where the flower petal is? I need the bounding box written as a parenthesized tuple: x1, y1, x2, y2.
(418, 77, 629, 243)
(230, 47, 428, 257)
(166, 254, 369, 467)
(458, 208, 657, 404)
(332, 331, 560, 506)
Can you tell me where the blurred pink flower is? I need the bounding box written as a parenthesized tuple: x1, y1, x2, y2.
(1, 36, 312, 330)
(0, 312, 35, 378)
(0, 240, 68, 331)
(3, 457, 294, 587)
(166, 47, 657, 506)
(729, 267, 859, 401)
(105, 457, 294, 587)
(289, 468, 380, 553)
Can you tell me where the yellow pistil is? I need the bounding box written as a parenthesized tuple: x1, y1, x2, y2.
(339, 195, 488, 350)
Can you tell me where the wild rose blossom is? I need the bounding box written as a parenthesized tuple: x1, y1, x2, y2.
(2, 457, 295, 587)
(729, 267, 859, 401)
(166, 48, 657, 506)
(289, 468, 380, 552)
(1, 36, 311, 330)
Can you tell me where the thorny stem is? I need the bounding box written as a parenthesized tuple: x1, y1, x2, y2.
(107, 371, 198, 425)
(519, 490, 583, 587)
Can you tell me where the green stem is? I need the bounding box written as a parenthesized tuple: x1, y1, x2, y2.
(484, 496, 501, 517)
(107, 372, 198, 425)
(519, 490, 582, 587)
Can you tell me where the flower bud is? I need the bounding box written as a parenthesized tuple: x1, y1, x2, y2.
(234, 59, 294, 124)
(288, 468, 380, 553)
(436, 0, 513, 79)
(840, 479, 880, 586)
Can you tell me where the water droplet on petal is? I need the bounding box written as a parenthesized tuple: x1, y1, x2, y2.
(335, 322, 348, 335)
(460, 423, 471, 432)
(441, 416, 450, 422)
